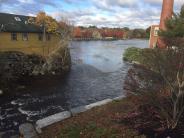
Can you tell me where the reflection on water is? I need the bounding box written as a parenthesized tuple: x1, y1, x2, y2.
(0, 39, 148, 135)
(71, 40, 147, 72)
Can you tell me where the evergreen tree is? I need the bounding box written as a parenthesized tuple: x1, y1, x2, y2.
(159, 5, 184, 48)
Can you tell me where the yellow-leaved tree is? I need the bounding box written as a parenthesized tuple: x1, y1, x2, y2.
(29, 12, 72, 75)
(29, 12, 58, 42)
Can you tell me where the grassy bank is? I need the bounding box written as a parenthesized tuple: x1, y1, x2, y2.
(123, 47, 143, 63)
(39, 47, 184, 138)
(40, 97, 146, 138)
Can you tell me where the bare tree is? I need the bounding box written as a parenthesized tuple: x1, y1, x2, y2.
(57, 16, 74, 41)
(126, 47, 184, 130)
(139, 48, 184, 129)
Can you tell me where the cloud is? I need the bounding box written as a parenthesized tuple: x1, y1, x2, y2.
(92, 0, 137, 12)
(0, 0, 183, 28)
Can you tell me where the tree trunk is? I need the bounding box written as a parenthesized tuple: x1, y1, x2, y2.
(43, 24, 46, 42)
(172, 88, 184, 129)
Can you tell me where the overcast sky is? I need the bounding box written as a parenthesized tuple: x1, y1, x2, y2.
(0, 0, 183, 28)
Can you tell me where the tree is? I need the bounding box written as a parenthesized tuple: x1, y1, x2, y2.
(28, 12, 72, 74)
(125, 49, 184, 130)
(29, 12, 58, 42)
(159, 5, 184, 48)
(145, 27, 151, 38)
(73, 27, 82, 38)
(123, 27, 130, 32)
(126, 5, 184, 130)
(58, 16, 73, 41)
(88, 25, 97, 29)
(140, 48, 184, 129)
(132, 29, 146, 38)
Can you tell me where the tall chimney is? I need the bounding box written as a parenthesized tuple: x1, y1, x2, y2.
(159, 0, 174, 30)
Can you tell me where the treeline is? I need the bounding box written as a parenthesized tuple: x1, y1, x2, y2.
(72, 26, 150, 40)
(124, 27, 151, 39)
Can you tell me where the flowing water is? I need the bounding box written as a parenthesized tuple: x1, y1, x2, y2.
(0, 39, 148, 136)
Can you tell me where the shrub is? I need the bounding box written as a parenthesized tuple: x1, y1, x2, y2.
(123, 47, 143, 63)
(127, 48, 184, 130)
(33, 41, 71, 75)
(159, 6, 184, 48)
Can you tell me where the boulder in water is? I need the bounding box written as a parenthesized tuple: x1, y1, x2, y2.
(0, 90, 3, 96)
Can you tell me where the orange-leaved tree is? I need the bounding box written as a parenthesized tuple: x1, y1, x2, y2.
(29, 12, 58, 42)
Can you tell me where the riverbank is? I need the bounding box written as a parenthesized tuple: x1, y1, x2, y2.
(0, 40, 148, 136)
(72, 38, 148, 41)
(37, 46, 184, 138)
(38, 64, 183, 138)
(72, 38, 126, 41)
(0, 42, 71, 94)
(39, 96, 146, 138)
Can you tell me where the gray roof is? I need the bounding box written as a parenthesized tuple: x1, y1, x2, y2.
(0, 13, 42, 33)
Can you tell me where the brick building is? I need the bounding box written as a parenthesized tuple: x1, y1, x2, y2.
(149, 0, 174, 48)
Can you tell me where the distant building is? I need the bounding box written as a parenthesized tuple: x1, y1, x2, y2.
(0, 13, 60, 56)
(149, 0, 174, 48)
(92, 30, 102, 39)
(149, 25, 159, 48)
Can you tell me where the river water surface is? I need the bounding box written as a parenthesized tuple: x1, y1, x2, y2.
(0, 39, 148, 136)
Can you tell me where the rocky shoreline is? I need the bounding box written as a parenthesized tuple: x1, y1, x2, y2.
(0, 45, 71, 94)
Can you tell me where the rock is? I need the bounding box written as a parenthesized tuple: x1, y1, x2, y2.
(10, 135, 19, 138)
(85, 99, 113, 110)
(0, 51, 45, 81)
(132, 61, 140, 65)
(0, 132, 4, 137)
(19, 123, 38, 138)
(0, 130, 18, 138)
(124, 64, 164, 95)
(0, 90, 3, 95)
(0, 44, 71, 91)
(36, 111, 71, 133)
(70, 106, 88, 115)
(113, 95, 125, 101)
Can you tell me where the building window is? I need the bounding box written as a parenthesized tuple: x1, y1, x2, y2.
(46, 34, 51, 41)
(11, 33, 17, 41)
(154, 27, 159, 36)
(22, 33, 28, 41)
(38, 33, 43, 41)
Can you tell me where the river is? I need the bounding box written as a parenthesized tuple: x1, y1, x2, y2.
(0, 39, 148, 136)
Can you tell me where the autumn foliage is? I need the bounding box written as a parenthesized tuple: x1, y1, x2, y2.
(73, 27, 124, 39)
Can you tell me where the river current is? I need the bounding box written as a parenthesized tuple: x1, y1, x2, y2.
(0, 39, 148, 136)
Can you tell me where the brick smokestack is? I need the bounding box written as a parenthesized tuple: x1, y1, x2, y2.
(160, 0, 174, 30)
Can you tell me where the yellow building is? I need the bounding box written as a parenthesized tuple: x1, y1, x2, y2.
(0, 13, 61, 57)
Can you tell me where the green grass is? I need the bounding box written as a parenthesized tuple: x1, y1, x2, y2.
(123, 47, 143, 63)
(40, 97, 147, 138)
(59, 122, 119, 138)
(59, 122, 146, 138)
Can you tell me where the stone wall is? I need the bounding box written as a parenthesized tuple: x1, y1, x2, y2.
(0, 51, 45, 89)
(0, 42, 71, 92)
(18, 95, 125, 138)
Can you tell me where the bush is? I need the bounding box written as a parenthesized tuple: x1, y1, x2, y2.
(126, 48, 184, 131)
(123, 47, 143, 63)
(123, 47, 157, 66)
(40, 41, 71, 75)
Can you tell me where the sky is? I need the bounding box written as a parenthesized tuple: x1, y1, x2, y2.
(0, 0, 183, 29)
